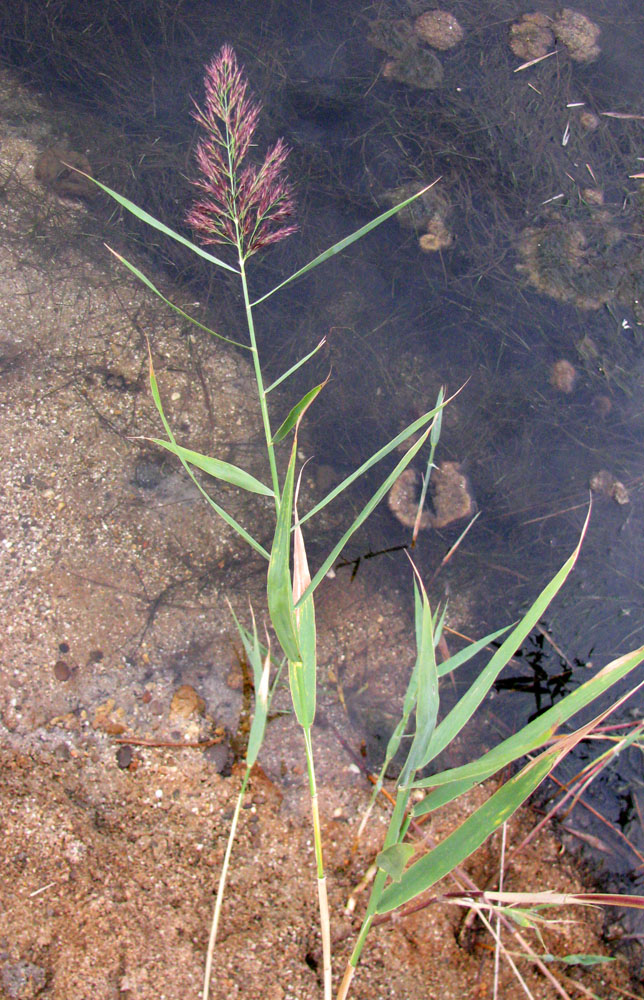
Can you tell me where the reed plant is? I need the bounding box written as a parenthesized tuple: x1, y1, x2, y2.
(82, 45, 644, 1000)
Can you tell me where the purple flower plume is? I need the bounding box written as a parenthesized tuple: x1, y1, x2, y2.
(187, 45, 297, 259)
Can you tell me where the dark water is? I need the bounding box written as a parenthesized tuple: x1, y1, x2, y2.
(4, 0, 644, 953)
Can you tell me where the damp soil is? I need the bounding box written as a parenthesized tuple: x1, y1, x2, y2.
(1, 744, 633, 1000)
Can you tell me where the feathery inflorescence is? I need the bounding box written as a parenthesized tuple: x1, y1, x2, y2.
(187, 44, 297, 259)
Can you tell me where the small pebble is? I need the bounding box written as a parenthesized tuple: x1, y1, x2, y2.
(116, 745, 133, 769)
(169, 684, 205, 721)
(53, 660, 71, 681)
(550, 359, 577, 393)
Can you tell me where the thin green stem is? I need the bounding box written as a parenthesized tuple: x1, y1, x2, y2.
(239, 259, 280, 508)
(303, 726, 332, 1000)
(203, 766, 251, 1000)
(221, 108, 280, 508)
(337, 787, 411, 999)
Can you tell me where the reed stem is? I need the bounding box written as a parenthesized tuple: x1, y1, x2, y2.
(239, 259, 280, 509)
(203, 767, 251, 1000)
(303, 725, 332, 1000)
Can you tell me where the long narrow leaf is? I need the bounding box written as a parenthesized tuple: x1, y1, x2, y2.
(150, 438, 273, 496)
(251, 180, 440, 306)
(268, 387, 327, 662)
(437, 624, 512, 678)
(265, 338, 327, 394)
(417, 513, 590, 771)
(272, 380, 327, 445)
(430, 390, 444, 448)
(416, 775, 481, 813)
(298, 403, 445, 530)
(398, 575, 439, 787)
(361, 591, 428, 820)
(106, 248, 249, 349)
(379, 584, 428, 771)
(246, 644, 271, 767)
(228, 620, 286, 677)
(295, 427, 431, 608)
(267, 436, 301, 662)
(227, 603, 269, 767)
(290, 470, 317, 727)
(432, 604, 447, 655)
(377, 750, 556, 913)
(78, 171, 240, 272)
(380, 693, 644, 912)
(412, 387, 443, 545)
(147, 350, 269, 559)
(413, 642, 644, 813)
(379, 718, 411, 789)
(228, 603, 262, 686)
(360, 596, 473, 822)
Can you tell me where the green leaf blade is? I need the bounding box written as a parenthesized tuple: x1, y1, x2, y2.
(377, 752, 555, 913)
(265, 338, 326, 394)
(150, 438, 274, 496)
(267, 439, 301, 663)
(295, 426, 432, 608)
(549, 954, 616, 968)
(228, 605, 269, 767)
(252, 180, 440, 306)
(298, 403, 443, 530)
(87, 176, 239, 272)
(272, 382, 325, 445)
(398, 579, 439, 788)
(419, 522, 589, 772)
(413, 642, 644, 813)
(147, 354, 269, 559)
(437, 624, 512, 678)
(107, 249, 249, 349)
